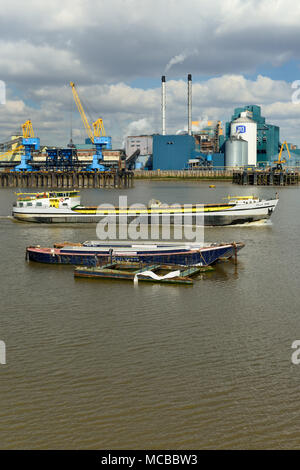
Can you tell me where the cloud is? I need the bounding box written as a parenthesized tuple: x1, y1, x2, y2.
(124, 118, 155, 139)
(1, 74, 300, 148)
(1, 0, 300, 87)
(1, 1, 300, 147)
(0, 40, 82, 86)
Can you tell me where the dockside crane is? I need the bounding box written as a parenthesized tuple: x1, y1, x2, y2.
(14, 120, 40, 171)
(0, 120, 40, 170)
(272, 141, 291, 171)
(70, 82, 111, 171)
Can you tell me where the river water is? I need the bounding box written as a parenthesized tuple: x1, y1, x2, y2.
(0, 180, 300, 449)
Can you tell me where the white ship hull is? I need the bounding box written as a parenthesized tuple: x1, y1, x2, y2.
(13, 199, 279, 226)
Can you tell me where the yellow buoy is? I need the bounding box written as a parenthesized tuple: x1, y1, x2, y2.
(209, 185, 215, 188)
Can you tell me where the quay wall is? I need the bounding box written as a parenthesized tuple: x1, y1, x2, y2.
(134, 170, 233, 180)
(0, 171, 134, 189)
(233, 170, 299, 186)
(134, 169, 299, 186)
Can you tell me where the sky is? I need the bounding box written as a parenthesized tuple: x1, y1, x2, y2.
(1, 0, 300, 148)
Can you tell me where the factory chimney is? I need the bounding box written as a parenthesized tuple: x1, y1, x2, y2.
(187, 74, 192, 136)
(161, 75, 166, 135)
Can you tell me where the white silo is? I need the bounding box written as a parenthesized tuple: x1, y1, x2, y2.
(230, 111, 257, 166)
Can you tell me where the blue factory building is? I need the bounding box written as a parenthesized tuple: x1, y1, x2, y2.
(205, 152, 225, 167)
(226, 105, 279, 164)
(152, 134, 195, 170)
(143, 105, 281, 170)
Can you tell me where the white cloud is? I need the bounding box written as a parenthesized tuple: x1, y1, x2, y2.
(1, 74, 300, 147)
(124, 118, 155, 139)
(1, 0, 300, 86)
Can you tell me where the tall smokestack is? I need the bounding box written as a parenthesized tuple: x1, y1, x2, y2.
(161, 75, 166, 135)
(188, 74, 192, 136)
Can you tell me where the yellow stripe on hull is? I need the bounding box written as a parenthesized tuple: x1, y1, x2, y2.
(72, 206, 233, 215)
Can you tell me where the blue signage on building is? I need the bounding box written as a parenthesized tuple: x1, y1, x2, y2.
(236, 125, 246, 133)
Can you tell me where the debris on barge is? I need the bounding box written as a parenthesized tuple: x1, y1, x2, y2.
(74, 262, 213, 285)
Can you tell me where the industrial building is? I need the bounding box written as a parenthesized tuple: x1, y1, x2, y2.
(125, 75, 226, 170)
(75, 139, 125, 165)
(148, 100, 282, 170)
(125, 135, 153, 169)
(124, 93, 299, 170)
(125, 135, 153, 158)
(226, 105, 280, 164)
(4, 75, 296, 172)
(152, 134, 195, 170)
(225, 136, 248, 167)
(193, 121, 224, 154)
(229, 111, 257, 165)
(125, 124, 226, 170)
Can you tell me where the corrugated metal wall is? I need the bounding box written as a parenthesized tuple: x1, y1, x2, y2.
(152, 135, 195, 170)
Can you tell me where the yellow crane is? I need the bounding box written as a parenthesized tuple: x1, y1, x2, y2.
(93, 117, 106, 138)
(273, 141, 291, 170)
(21, 120, 35, 138)
(0, 119, 40, 172)
(69, 82, 106, 143)
(70, 81, 111, 170)
(0, 120, 35, 161)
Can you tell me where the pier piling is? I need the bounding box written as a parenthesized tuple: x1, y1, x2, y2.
(232, 169, 299, 186)
(0, 170, 134, 189)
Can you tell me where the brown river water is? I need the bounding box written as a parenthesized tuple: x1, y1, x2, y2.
(0, 180, 300, 449)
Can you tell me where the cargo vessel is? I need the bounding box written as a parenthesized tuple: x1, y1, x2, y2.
(26, 240, 245, 267)
(13, 191, 278, 226)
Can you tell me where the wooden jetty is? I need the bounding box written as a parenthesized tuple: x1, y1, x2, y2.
(0, 170, 134, 189)
(233, 169, 299, 186)
(74, 261, 214, 285)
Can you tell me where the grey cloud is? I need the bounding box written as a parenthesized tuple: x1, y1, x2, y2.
(1, 0, 300, 89)
(1, 1, 300, 147)
(0, 74, 297, 148)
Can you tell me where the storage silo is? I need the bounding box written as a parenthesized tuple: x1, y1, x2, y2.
(225, 136, 248, 167)
(230, 111, 257, 165)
